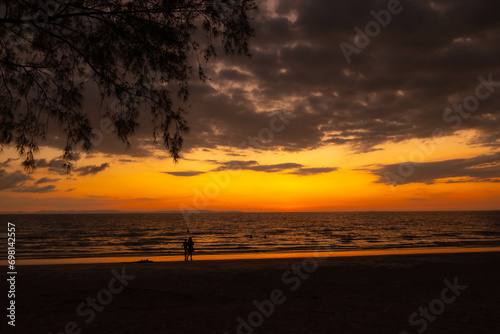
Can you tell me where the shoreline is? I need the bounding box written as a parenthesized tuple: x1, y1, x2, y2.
(15, 245, 500, 266)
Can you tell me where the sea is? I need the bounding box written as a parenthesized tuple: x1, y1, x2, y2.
(3, 211, 500, 260)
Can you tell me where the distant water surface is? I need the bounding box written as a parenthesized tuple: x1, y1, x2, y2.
(3, 211, 500, 259)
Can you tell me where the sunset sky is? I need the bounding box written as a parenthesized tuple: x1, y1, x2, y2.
(1, 0, 499, 212)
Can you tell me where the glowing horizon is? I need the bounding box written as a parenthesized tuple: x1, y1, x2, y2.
(1, 130, 499, 212)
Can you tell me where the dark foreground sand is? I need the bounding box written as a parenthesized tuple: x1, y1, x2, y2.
(6, 251, 500, 334)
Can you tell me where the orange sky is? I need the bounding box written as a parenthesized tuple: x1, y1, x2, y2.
(1, 128, 499, 212)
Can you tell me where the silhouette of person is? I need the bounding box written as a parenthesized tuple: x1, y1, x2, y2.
(187, 237, 194, 261)
(182, 239, 188, 261)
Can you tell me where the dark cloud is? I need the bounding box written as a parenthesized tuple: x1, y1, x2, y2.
(163, 161, 338, 176)
(179, 0, 500, 154)
(0, 169, 32, 191)
(373, 153, 500, 185)
(225, 152, 247, 157)
(36, 158, 73, 175)
(37, 153, 81, 167)
(12, 185, 57, 193)
(35, 177, 61, 185)
(213, 161, 303, 173)
(288, 167, 339, 176)
(0, 158, 19, 167)
(0, 169, 61, 193)
(33, 0, 500, 158)
(75, 163, 111, 176)
(0, 169, 60, 193)
(162, 171, 206, 177)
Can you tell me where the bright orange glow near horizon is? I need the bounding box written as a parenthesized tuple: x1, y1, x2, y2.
(1, 132, 499, 213)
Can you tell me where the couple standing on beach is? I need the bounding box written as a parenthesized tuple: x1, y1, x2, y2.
(182, 237, 194, 261)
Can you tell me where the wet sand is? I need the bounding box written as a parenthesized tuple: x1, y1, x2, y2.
(9, 251, 500, 334)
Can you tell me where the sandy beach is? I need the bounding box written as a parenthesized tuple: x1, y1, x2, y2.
(9, 250, 500, 334)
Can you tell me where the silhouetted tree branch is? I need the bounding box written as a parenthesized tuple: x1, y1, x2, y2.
(0, 0, 256, 171)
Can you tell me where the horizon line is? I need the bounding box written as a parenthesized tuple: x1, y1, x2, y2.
(1, 209, 499, 214)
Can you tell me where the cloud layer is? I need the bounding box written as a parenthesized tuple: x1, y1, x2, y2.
(0, 0, 495, 180)
(178, 0, 500, 155)
(373, 153, 500, 185)
(0, 169, 58, 193)
(25, 0, 496, 161)
(163, 160, 338, 177)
